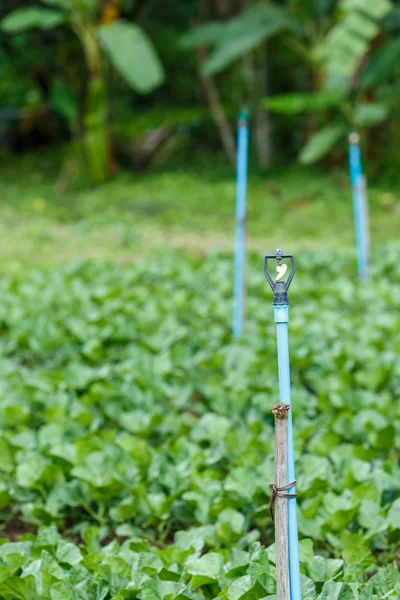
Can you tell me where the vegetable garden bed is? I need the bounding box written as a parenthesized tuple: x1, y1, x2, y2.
(0, 248, 399, 599)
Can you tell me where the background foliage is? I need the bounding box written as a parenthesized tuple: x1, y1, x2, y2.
(2, 0, 400, 178)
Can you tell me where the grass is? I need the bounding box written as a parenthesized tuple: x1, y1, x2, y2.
(0, 149, 398, 269)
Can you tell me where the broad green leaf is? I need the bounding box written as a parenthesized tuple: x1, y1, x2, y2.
(56, 540, 82, 566)
(367, 564, 399, 597)
(71, 451, 119, 488)
(227, 575, 267, 600)
(137, 551, 163, 575)
(0, 575, 37, 600)
(358, 585, 374, 600)
(41, 550, 65, 580)
(317, 0, 392, 78)
(36, 525, 62, 547)
(0, 542, 32, 559)
(216, 509, 245, 544)
(186, 552, 223, 587)
(344, 562, 364, 583)
(98, 20, 164, 94)
(50, 81, 79, 128)
(0, 566, 11, 584)
(204, 24, 276, 76)
(301, 574, 316, 599)
(299, 539, 315, 564)
(16, 453, 48, 488)
(203, 3, 295, 76)
(45, 481, 82, 517)
(225, 466, 259, 500)
(361, 38, 400, 89)
(382, 6, 400, 31)
(353, 103, 388, 127)
(358, 500, 385, 531)
(342, 0, 392, 20)
(1, 7, 64, 33)
(298, 454, 330, 490)
(307, 556, 344, 583)
(174, 526, 215, 552)
(3, 553, 25, 571)
(387, 498, 400, 530)
(191, 413, 231, 441)
(323, 492, 361, 531)
(299, 125, 346, 164)
(0, 438, 13, 472)
(345, 12, 378, 38)
(316, 580, 355, 599)
(50, 581, 74, 600)
(137, 577, 162, 600)
(342, 545, 372, 565)
(180, 22, 225, 48)
(266, 92, 342, 115)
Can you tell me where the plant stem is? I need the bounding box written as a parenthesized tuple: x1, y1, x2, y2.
(72, 18, 110, 183)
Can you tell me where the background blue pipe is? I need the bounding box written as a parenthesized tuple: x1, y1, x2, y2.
(274, 304, 302, 600)
(233, 108, 249, 338)
(349, 133, 369, 281)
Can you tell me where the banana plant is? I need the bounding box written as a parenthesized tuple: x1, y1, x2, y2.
(1, 0, 164, 183)
(265, 0, 393, 164)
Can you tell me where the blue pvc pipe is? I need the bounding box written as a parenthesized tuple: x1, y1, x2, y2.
(233, 108, 249, 338)
(349, 134, 369, 281)
(274, 304, 302, 600)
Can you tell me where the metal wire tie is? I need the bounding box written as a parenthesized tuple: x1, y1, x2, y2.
(269, 480, 297, 519)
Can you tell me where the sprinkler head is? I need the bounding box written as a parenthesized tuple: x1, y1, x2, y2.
(264, 250, 296, 305)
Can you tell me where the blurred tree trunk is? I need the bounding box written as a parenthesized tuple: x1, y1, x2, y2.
(255, 42, 272, 170)
(198, 0, 236, 166)
(197, 47, 236, 166)
(241, 0, 272, 170)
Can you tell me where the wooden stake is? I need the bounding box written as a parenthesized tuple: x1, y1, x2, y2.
(271, 402, 290, 600)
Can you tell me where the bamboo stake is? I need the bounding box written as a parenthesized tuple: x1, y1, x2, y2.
(271, 402, 290, 600)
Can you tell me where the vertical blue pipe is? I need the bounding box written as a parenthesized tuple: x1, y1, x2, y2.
(233, 108, 249, 338)
(274, 304, 302, 600)
(348, 133, 369, 281)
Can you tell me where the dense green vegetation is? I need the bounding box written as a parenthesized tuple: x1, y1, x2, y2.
(0, 247, 399, 598)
